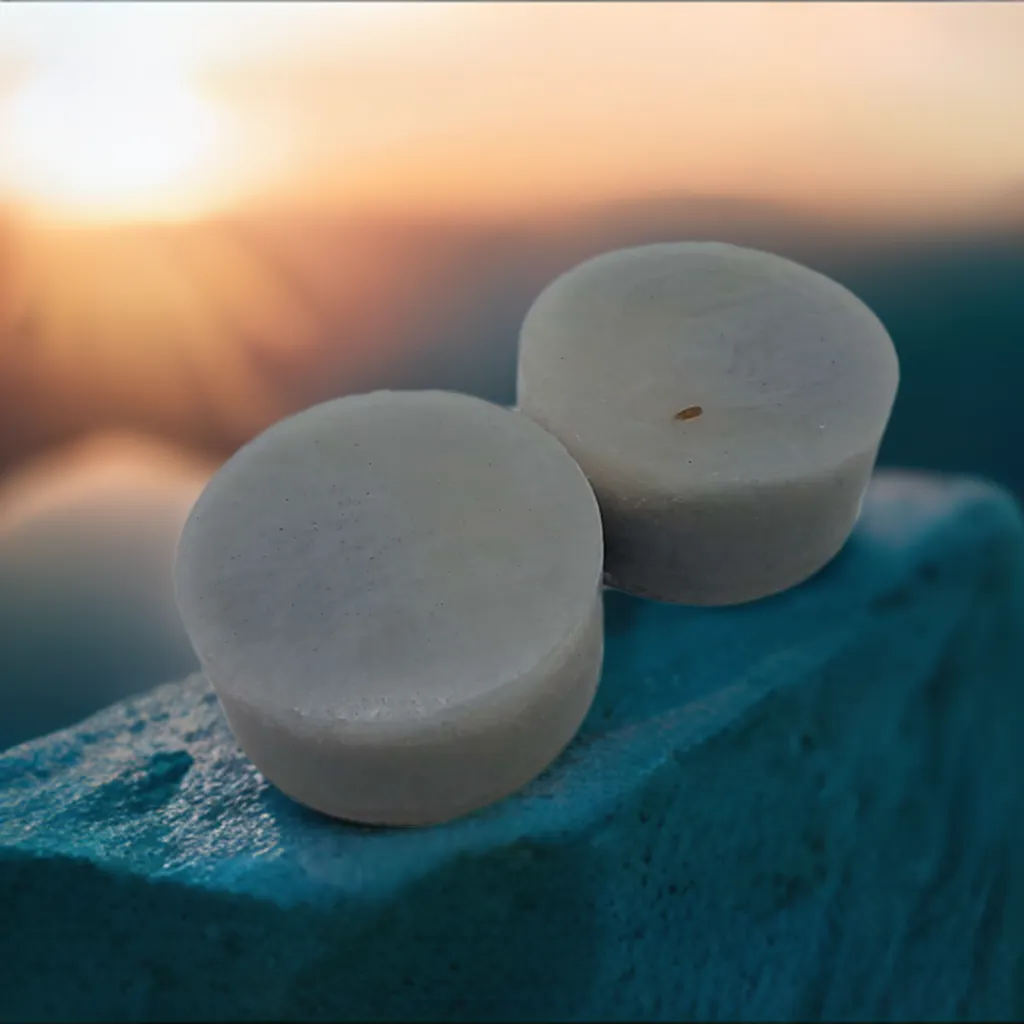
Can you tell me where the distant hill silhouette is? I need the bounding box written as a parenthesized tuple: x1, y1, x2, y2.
(1, 195, 1022, 496)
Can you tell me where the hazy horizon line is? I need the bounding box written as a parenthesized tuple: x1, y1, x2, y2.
(3, 184, 1023, 239)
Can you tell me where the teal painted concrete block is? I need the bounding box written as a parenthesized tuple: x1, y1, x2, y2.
(2, 471, 1022, 1021)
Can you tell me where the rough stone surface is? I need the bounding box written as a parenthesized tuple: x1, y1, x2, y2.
(2, 471, 1023, 1022)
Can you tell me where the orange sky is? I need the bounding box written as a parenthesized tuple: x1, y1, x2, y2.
(0, 2, 1022, 225)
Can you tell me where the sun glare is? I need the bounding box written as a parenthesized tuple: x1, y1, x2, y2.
(0, 2, 436, 225)
(2, 35, 222, 224)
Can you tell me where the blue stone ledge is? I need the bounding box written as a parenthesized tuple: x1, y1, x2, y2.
(2, 471, 1023, 1022)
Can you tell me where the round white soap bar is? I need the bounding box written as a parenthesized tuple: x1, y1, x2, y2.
(517, 242, 900, 605)
(174, 390, 604, 826)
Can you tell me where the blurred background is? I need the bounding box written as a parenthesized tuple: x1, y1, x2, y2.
(0, 1, 1022, 749)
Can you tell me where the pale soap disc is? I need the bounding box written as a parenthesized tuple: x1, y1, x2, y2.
(517, 242, 900, 605)
(174, 390, 605, 826)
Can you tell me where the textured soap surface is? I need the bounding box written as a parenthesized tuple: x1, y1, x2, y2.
(3, 471, 1023, 1022)
(518, 243, 899, 488)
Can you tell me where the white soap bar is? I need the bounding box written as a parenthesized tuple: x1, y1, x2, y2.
(174, 390, 604, 826)
(518, 242, 900, 605)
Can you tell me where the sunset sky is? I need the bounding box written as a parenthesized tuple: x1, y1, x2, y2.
(2, 4, 1023, 745)
(0, 2, 1022, 226)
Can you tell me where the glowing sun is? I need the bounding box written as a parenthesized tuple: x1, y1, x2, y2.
(3, 53, 219, 223)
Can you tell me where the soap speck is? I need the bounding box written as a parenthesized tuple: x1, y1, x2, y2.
(674, 406, 703, 422)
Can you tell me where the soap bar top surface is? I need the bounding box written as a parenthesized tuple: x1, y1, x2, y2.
(173, 390, 603, 738)
(518, 242, 900, 489)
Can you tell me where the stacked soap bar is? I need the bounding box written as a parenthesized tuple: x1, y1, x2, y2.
(3, 473, 1022, 1021)
(518, 243, 900, 605)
